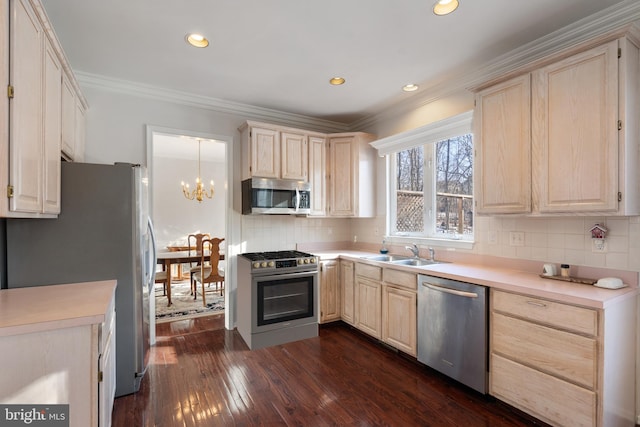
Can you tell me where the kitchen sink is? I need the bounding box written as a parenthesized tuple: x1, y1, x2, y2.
(390, 258, 446, 266)
(362, 254, 411, 262)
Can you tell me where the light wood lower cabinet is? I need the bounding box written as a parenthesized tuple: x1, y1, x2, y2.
(319, 259, 340, 323)
(0, 286, 116, 427)
(490, 289, 636, 427)
(382, 268, 417, 356)
(340, 260, 355, 325)
(355, 263, 382, 339)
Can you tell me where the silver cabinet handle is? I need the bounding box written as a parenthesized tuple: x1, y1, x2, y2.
(423, 283, 478, 298)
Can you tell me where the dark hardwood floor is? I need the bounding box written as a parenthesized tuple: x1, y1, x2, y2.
(113, 314, 548, 426)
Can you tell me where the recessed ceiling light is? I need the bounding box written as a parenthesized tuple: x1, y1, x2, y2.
(329, 77, 346, 85)
(403, 84, 419, 92)
(433, 0, 459, 16)
(186, 33, 209, 48)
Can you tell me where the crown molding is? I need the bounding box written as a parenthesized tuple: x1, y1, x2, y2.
(351, 0, 640, 131)
(76, 72, 350, 134)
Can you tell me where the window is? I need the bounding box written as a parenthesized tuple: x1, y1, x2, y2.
(392, 134, 473, 240)
(371, 111, 474, 245)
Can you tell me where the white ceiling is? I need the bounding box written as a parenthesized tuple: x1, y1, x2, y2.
(42, 0, 632, 125)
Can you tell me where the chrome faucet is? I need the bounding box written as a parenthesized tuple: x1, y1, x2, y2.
(405, 243, 420, 258)
(428, 247, 435, 261)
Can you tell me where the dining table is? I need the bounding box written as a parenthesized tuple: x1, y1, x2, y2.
(156, 250, 225, 306)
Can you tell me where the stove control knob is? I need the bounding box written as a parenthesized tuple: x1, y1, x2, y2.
(268, 261, 275, 268)
(253, 262, 261, 269)
(298, 259, 303, 265)
(310, 257, 316, 263)
(261, 261, 267, 268)
(304, 258, 310, 264)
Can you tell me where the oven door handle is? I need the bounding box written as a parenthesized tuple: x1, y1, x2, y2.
(254, 269, 318, 281)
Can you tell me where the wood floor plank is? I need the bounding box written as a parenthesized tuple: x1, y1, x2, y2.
(112, 315, 549, 426)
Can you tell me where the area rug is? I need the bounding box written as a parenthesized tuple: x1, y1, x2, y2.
(155, 279, 224, 323)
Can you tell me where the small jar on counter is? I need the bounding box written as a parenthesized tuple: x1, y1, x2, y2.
(560, 264, 570, 277)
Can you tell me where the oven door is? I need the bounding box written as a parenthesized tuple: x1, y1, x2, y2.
(252, 270, 318, 333)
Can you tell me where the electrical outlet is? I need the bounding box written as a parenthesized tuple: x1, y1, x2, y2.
(509, 231, 525, 246)
(592, 239, 607, 253)
(487, 230, 498, 245)
(374, 227, 379, 236)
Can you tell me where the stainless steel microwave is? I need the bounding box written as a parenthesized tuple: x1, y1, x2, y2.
(242, 178, 311, 215)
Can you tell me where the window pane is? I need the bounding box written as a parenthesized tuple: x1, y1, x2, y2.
(435, 135, 473, 237)
(395, 147, 423, 233)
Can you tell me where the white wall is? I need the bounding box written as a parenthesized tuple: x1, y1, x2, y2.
(153, 156, 226, 248)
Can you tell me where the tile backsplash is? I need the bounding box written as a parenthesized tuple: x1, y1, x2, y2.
(241, 214, 639, 273)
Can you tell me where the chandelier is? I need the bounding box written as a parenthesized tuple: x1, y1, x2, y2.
(181, 139, 214, 202)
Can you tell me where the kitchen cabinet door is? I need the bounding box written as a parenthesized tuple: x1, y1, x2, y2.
(319, 260, 340, 323)
(250, 127, 280, 178)
(42, 35, 61, 214)
(281, 131, 307, 181)
(532, 40, 618, 213)
(474, 74, 531, 214)
(9, 0, 44, 214)
(61, 72, 76, 158)
(74, 99, 86, 161)
(340, 260, 355, 325)
(328, 133, 376, 217)
(355, 276, 381, 339)
(308, 135, 327, 216)
(382, 285, 417, 356)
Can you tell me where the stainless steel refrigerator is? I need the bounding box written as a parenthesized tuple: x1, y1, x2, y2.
(5, 162, 157, 397)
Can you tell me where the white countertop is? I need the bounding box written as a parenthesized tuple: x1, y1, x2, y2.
(0, 280, 117, 337)
(316, 250, 637, 310)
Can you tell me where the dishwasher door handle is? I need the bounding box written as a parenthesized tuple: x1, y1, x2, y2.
(423, 282, 478, 298)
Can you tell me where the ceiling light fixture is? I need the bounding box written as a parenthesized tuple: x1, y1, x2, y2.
(433, 0, 459, 16)
(186, 33, 209, 48)
(329, 77, 346, 85)
(181, 139, 214, 202)
(403, 84, 419, 92)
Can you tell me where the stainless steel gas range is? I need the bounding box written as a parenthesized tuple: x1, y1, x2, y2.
(237, 250, 319, 350)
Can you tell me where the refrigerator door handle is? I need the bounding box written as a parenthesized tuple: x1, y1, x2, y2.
(147, 217, 158, 289)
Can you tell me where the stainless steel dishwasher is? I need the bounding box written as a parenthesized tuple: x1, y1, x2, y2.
(417, 275, 488, 394)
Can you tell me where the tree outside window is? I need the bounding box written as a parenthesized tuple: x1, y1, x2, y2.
(393, 134, 473, 240)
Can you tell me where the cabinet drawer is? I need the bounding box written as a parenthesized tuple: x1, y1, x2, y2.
(383, 268, 416, 291)
(492, 290, 597, 336)
(355, 263, 382, 281)
(492, 312, 597, 389)
(491, 354, 596, 427)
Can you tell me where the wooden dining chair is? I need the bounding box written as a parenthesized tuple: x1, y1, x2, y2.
(192, 237, 225, 306)
(154, 269, 168, 296)
(187, 232, 211, 288)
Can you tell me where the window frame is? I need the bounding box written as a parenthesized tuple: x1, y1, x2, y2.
(371, 111, 475, 250)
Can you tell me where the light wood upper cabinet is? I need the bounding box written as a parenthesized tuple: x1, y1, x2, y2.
(240, 122, 376, 217)
(308, 135, 327, 216)
(475, 36, 640, 216)
(9, 0, 44, 215)
(241, 122, 310, 181)
(2, 0, 87, 218)
(281, 131, 308, 180)
(474, 74, 531, 214)
(328, 133, 376, 217)
(532, 40, 619, 213)
(319, 259, 340, 323)
(249, 126, 280, 179)
(42, 35, 61, 214)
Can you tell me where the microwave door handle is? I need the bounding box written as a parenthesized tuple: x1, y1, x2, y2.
(295, 187, 300, 212)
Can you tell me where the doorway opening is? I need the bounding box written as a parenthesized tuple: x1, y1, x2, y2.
(146, 126, 234, 342)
